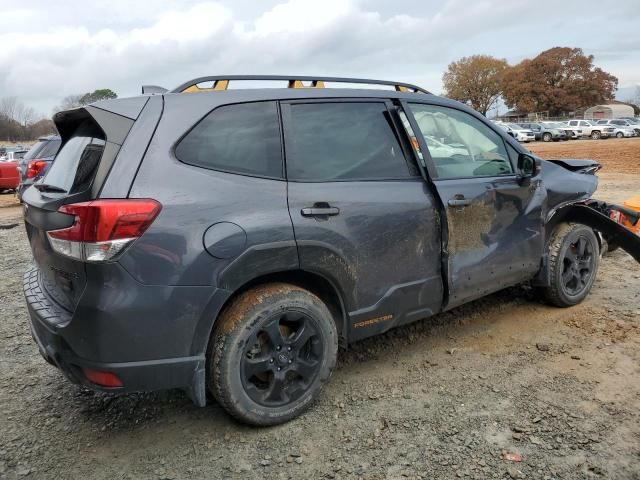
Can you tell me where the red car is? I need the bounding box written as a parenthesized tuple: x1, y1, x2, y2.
(0, 159, 20, 191)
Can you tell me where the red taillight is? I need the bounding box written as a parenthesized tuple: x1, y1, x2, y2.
(47, 199, 162, 262)
(26, 160, 47, 178)
(82, 368, 123, 388)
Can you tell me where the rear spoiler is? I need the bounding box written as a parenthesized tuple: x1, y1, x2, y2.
(142, 85, 168, 95)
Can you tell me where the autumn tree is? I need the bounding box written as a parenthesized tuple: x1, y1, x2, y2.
(442, 55, 508, 115)
(501, 47, 618, 116)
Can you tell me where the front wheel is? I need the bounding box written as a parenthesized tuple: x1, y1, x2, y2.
(542, 132, 552, 142)
(538, 223, 599, 307)
(591, 130, 601, 140)
(210, 283, 338, 426)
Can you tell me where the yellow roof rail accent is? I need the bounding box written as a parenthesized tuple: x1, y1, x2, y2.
(213, 80, 229, 91)
(171, 76, 431, 94)
(287, 79, 325, 89)
(181, 80, 229, 93)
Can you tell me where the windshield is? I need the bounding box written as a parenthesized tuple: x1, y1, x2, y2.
(507, 123, 523, 130)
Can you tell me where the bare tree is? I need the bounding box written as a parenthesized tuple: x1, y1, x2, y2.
(18, 105, 36, 127)
(0, 96, 20, 122)
(53, 94, 84, 113)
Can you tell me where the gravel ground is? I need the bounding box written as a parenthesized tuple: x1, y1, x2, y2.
(0, 139, 639, 480)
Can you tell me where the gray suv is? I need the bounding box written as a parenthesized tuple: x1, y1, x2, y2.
(23, 76, 632, 425)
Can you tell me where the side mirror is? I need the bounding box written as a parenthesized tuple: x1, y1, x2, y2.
(517, 153, 540, 182)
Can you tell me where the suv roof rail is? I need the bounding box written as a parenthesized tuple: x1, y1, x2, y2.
(169, 75, 431, 94)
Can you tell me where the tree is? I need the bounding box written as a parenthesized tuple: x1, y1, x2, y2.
(0, 97, 20, 123)
(57, 94, 85, 111)
(501, 47, 618, 116)
(442, 55, 508, 115)
(79, 89, 117, 105)
(54, 89, 118, 113)
(624, 86, 640, 115)
(29, 118, 56, 138)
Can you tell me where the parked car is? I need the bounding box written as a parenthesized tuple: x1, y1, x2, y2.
(22, 75, 632, 426)
(0, 157, 20, 192)
(595, 119, 639, 137)
(493, 122, 535, 142)
(16, 135, 61, 201)
(519, 122, 567, 142)
(1, 149, 30, 161)
(556, 121, 583, 139)
(594, 120, 635, 138)
(566, 120, 613, 140)
(539, 122, 573, 140)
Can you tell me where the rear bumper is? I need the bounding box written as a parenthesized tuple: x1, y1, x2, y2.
(23, 266, 230, 399)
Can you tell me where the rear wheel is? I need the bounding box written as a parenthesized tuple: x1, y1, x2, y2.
(591, 130, 601, 140)
(616, 132, 624, 138)
(538, 223, 599, 307)
(542, 132, 552, 142)
(210, 283, 338, 426)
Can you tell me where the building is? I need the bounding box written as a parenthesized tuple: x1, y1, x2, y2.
(584, 103, 635, 120)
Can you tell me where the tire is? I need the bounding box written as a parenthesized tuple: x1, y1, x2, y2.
(542, 132, 552, 142)
(538, 223, 600, 307)
(591, 130, 601, 140)
(616, 132, 624, 138)
(210, 283, 338, 426)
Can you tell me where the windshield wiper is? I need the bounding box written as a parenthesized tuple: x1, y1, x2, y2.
(34, 184, 67, 193)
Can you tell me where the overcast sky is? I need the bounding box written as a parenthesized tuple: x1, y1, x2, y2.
(1, 0, 639, 117)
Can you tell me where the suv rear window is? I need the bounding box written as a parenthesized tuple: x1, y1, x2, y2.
(41, 123, 105, 194)
(175, 101, 283, 178)
(285, 102, 412, 181)
(23, 140, 47, 161)
(38, 139, 61, 158)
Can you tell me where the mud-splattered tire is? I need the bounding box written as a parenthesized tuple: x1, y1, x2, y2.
(209, 283, 338, 426)
(539, 223, 600, 307)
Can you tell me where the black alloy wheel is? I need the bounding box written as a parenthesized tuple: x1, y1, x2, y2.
(560, 235, 596, 297)
(241, 311, 323, 407)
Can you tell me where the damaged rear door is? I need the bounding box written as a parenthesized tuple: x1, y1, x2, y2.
(403, 102, 545, 309)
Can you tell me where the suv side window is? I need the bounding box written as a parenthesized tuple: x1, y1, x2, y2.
(408, 103, 513, 179)
(175, 101, 283, 178)
(569, 121, 578, 126)
(285, 102, 414, 181)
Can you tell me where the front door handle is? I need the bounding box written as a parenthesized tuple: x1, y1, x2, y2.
(448, 197, 472, 207)
(301, 204, 340, 217)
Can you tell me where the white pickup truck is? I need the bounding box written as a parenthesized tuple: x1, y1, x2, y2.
(566, 120, 614, 140)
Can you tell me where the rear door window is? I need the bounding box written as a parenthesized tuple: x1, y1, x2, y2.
(175, 101, 283, 178)
(41, 124, 105, 194)
(284, 102, 413, 181)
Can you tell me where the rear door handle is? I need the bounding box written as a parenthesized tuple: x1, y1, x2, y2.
(301, 205, 340, 217)
(448, 197, 472, 207)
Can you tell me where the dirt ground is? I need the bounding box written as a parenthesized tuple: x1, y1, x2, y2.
(0, 138, 638, 480)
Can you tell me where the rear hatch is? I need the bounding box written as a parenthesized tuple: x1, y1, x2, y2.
(22, 105, 136, 313)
